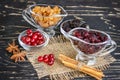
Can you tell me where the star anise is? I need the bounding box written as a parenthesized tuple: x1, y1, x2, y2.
(6, 40, 26, 62)
(6, 40, 20, 54)
(10, 51, 26, 62)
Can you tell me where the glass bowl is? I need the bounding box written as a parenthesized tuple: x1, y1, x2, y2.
(22, 4, 68, 37)
(18, 29, 49, 51)
(68, 27, 117, 65)
(60, 19, 89, 39)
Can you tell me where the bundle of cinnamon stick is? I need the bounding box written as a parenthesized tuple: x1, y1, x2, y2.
(58, 54, 104, 80)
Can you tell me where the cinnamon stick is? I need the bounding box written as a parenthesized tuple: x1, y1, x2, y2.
(59, 54, 79, 65)
(58, 54, 104, 80)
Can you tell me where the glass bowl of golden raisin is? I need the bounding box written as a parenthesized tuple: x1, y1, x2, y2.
(22, 4, 68, 37)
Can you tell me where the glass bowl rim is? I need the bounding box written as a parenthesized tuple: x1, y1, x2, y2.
(28, 4, 68, 17)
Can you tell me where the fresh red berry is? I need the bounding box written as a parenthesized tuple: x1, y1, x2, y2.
(21, 36, 26, 43)
(48, 54, 54, 58)
(43, 55, 48, 59)
(38, 40, 45, 45)
(34, 31, 42, 36)
(43, 58, 49, 63)
(25, 36, 31, 43)
(27, 32, 33, 37)
(47, 61, 54, 66)
(49, 57, 54, 62)
(38, 56, 43, 62)
(27, 29, 32, 34)
(27, 42, 31, 45)
(31, 42, 37, 46)
(26, 29, 33, 36)
(38, 35, 44, 40)
(30, 38, 36, 43)
(32, 34, 38, 40)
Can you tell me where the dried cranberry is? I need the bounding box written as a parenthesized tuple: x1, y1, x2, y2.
(84, 31, 89, 37)
(88, 46, 95, 54)
(74, 31, 81, 37)
(84, 38, 90, 43)
(103, 36, 108, 41)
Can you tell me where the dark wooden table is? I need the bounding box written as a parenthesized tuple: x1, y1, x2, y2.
(0, 0, 120, 80)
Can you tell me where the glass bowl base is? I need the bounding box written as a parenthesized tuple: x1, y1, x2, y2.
(76, 54, 96, 65)
(43, 28, 55, 38)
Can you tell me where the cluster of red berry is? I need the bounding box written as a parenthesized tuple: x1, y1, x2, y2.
(21, 29, 45, 46)
(38, 53, 55, 66)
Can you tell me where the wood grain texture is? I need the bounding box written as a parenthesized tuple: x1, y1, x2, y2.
(0, 0, 120, 80)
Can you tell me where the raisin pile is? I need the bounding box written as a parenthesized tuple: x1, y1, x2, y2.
(62, 19, 88, 32)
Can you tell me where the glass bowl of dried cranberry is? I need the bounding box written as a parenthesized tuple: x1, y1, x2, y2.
(60, 19, 89, 39)
(18, 29, 49, 51)
(68, 27, 117, 65)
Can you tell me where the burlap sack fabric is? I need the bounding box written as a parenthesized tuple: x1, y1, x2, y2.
(26, 35, 116, 80)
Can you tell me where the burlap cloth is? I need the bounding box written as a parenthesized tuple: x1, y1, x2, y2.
(26, 35, 116, 80)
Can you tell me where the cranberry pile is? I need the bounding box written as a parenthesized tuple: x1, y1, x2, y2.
(73, 29, 108, 43)
(21, 29, 45, 46)
(62, 19, 88, 32)
(72, 29, 108, 54)
(38, 53, 55, 66)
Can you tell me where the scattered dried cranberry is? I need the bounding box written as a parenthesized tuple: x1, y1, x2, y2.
(21, 29, 45, 46)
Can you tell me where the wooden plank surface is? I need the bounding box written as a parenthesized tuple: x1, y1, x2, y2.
(0, 0, 120, 80)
